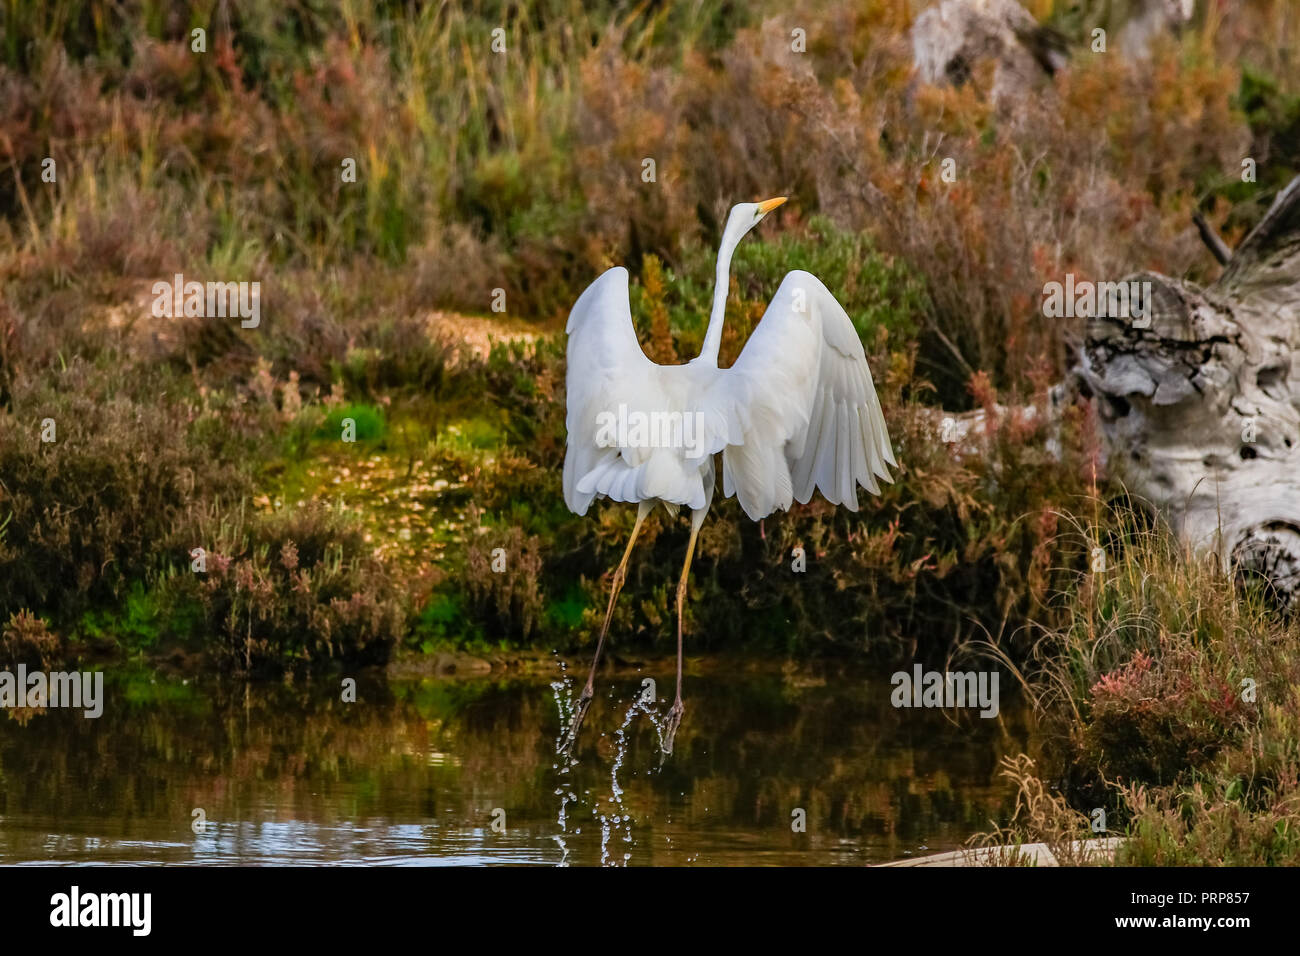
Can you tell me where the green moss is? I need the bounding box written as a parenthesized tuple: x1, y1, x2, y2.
(74, 581, 164, 652)
(546, 587, 589, 631)
(443, 417, 503, 451)
(411, 593, 469, 652)
(317, 403, 387, 443)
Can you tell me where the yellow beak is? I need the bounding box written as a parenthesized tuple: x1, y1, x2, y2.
(756, 196, 787, 214)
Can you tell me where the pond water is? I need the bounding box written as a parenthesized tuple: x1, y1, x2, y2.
(0, 662, 1036, 866)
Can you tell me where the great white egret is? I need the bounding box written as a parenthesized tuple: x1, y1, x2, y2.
(560, 197, 897, 756)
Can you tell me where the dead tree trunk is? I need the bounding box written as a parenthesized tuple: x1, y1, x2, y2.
(911, 1, 1300, 602)
(1073, 176, 1300, 604)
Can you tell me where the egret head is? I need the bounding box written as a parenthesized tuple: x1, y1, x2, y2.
(722, 196, 786, 251)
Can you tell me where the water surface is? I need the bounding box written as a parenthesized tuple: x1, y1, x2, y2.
(0, 663, 1035, 865)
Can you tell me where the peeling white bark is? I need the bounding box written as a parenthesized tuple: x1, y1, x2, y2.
(912, 2, 1299, 602)
(1074, 177, 1300, 604)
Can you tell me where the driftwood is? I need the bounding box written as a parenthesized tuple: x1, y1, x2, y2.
(921, 178, 1300, 604)
(911, 1, 1300, 602)
(1074, 176, 1300, 604)
(911, 0, 1196, 104)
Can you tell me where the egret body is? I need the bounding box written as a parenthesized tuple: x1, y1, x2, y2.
(560, 197, 897, 755)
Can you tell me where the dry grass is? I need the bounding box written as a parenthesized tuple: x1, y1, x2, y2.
(970, 496, 1300, 864)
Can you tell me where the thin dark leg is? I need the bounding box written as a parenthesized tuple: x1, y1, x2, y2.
(661, 516, 701, 756)
(558, 501, 651, 756)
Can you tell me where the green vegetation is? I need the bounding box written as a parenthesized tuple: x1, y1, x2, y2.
(2, 0, 1300, 861)
(974, 499, 1300, 865)
(318, 402, 386, 442)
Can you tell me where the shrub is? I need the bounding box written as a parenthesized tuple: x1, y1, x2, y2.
(463, 523, 545, 646)
(169, 500, 409, 675)
(0, 358, 255, 622)
(0, 610, 61, 668)
(976, 498, 1300, 864)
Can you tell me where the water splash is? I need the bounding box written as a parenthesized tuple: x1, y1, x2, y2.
(551, 678, 665, 867)
(598, 696, 650, 865)
(549, 657, 575, 754)
(552, 786, 576, 867)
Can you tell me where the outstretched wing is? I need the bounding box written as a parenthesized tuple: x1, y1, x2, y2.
(707, 270, 896, 520)
(564, 266, 721, 516)
(562, 267, 656, 515)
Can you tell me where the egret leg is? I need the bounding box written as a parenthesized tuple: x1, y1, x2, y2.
(558, 500, 653, 756)
(662, 509, 704, 756)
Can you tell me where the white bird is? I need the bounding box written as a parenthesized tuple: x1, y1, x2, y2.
(559, 197, 897, 756)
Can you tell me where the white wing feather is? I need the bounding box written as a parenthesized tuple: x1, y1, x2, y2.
(706, 270, 896, 520)
(563, 266, 895, 521)
(562, 267, 719, 515)
(563, 267, 652, 515)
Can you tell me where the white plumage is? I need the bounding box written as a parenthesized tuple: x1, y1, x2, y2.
(557, 198, 897, 758)
(563, 266, 896, 521)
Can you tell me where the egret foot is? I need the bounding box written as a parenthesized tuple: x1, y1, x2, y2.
(661, 698, 684, 756)
(558, 685, 593, 757)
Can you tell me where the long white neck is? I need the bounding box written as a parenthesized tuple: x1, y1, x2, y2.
(697, 233, 739, 366)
